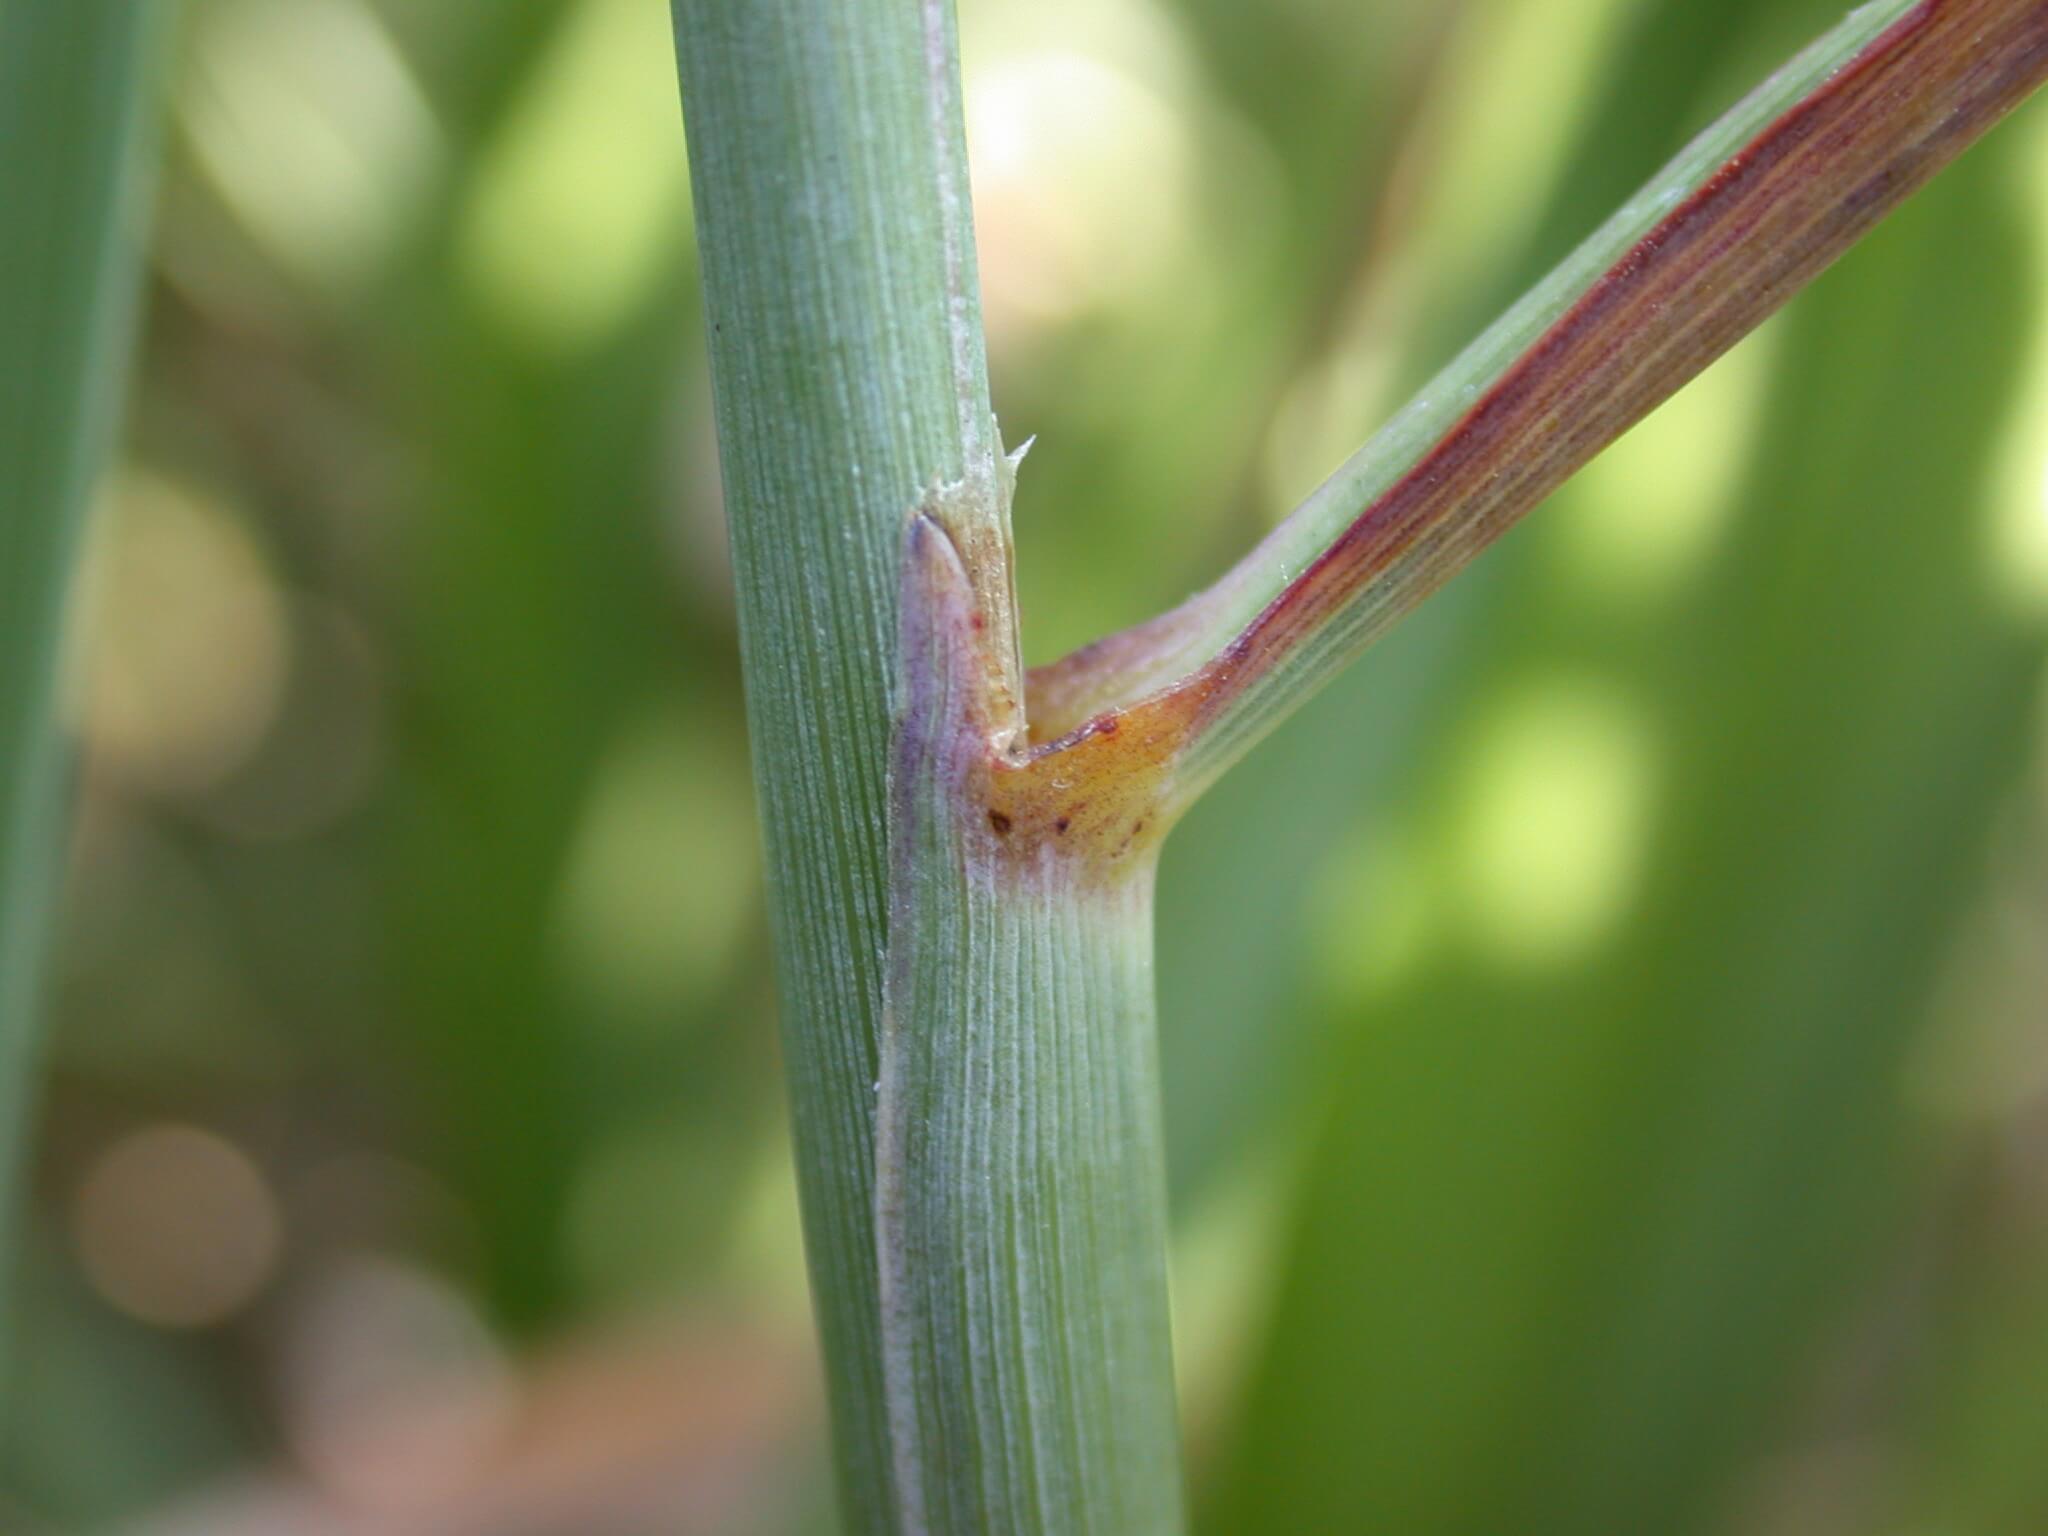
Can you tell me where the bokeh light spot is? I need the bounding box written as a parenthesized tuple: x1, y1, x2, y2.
(281, 1256, 517, 1513)
(963, 0, 1201, 341)
(551, 702, 760, 1027)
(1452, 677, 1658, 970)
(1983, 105, 2048, 614)
(75, 471, 291, 797)
(181, 0, 440, 296)
(456, 0, 692, 353)
(72, 1123, 283, 1330)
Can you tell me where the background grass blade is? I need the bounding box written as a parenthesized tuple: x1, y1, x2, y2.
(0, 0, 169, 1319)
(1205, 33, 2048, 1536)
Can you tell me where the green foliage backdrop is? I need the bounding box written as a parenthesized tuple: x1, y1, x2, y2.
(6, 0, 2048, 1531)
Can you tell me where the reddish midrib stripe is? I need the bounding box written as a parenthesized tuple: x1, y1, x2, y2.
(1191, 0, 2048, 727)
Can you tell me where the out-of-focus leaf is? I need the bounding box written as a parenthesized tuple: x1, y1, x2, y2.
(1144, 0, 1465, 1214)
(0, 0, 166, 1315)
(1210, 81, 2043, 1536)
(362, 0, 762, 1332)
(1160, 592, 1471, 1213)
(377, 243, 722, 1327)
(1171, 0, 1843, 1228)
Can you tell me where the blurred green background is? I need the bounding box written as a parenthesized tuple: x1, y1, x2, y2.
(7, 0, 2048, 1531)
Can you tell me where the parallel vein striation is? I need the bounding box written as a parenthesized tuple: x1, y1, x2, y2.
(1027, 0, 2048, 800)
(671, 1, 1002, 1526)
(879, 520, 1182, 1534)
